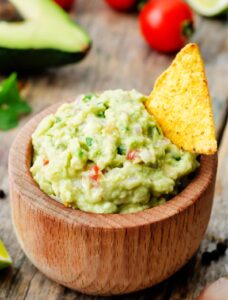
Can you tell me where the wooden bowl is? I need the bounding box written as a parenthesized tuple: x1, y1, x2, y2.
(9, 103, 217, 296)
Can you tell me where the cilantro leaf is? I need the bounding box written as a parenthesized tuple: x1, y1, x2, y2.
(0, 73, 31, 131)
(85, 137, 93, 146)
(117, 145, 126, 155)
(0, 109, 18, 131)
(96, 111, 105, 118)
(82, 93, 96, 102)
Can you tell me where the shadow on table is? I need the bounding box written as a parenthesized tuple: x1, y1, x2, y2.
(0, 266, 14, 284)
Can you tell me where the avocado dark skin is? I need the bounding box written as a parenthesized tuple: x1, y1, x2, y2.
(0, 0, 91, 72)
(0, 45, 91, 72)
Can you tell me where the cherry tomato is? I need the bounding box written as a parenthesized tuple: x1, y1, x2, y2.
(90, 165, 100, 181)
(105, 0, 137, 11)
(139, 0, 194, 53)
(54, 0, 75, 11)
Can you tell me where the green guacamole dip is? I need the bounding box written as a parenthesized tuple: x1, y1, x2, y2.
(31, 90, 199, 213)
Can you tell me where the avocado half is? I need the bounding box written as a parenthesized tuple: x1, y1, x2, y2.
(0, 0, 91, 71)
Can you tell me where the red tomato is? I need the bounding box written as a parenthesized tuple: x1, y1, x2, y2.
(43, 159, 49, 166)
(54, 0, 74, 11)
(105, 0, 136, 11)
(127, 150, 138, 160)
(90, 165, 100, 181)
(139, 0, 194, 53)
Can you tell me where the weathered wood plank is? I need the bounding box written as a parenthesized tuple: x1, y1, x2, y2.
(168, 121, 228, 300)
(0, 0, 227, 299)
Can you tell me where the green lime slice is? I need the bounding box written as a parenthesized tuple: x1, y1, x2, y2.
(187, 0, 228, 16)
(0, 240, 12, 270)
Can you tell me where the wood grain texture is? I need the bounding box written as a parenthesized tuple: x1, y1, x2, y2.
(0, 0, 227, 299)
(8, 103, 217, 295)
(168, 122, 228, 300)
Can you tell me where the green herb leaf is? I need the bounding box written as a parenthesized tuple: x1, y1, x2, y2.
(55, 116, 61, 122)
(117, 145, 126, 155)
(97, 111, 105, 118)
(78, 149, 84, 158)
(82, 93, 96, 102)
(0, 73, 31, 131)
(0, 109, 18, 130)
(148, 126, 160, 138)
(86, 137, 93, 146)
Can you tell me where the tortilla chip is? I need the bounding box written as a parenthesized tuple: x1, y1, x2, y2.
(146, 43, 217, 155)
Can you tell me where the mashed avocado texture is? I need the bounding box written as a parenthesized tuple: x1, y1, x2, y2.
(31, 90, 199, 213)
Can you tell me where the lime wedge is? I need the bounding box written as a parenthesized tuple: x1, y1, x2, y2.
(0, 240, 12, 270)
(187, 0, 228, 16)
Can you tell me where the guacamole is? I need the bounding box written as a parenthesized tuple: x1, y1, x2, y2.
(31, 90, 199, 213)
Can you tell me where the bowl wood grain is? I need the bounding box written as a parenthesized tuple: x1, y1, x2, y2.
(9, 103, 217, 296)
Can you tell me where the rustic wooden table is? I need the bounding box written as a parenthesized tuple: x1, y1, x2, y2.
(0, 1, 227, 299)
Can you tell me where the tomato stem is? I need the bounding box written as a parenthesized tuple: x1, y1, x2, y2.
(137, 0, 148, 12)
(182, 20, 195, 38)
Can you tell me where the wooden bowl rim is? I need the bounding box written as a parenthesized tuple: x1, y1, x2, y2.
(9, 101, 217, 229)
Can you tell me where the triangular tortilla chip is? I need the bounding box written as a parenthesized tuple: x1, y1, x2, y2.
(146, 43, 217, 155)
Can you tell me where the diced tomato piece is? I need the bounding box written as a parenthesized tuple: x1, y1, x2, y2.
(43, 159, 49, 166)
(127, 150, 138, 160)
(90, 165, 100, 181)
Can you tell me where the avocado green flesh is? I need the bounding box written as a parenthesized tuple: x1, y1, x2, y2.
(11, 0, 75, 22)
(187, 0, 228, 16)
(31, 90, 199, 214)
(0, 22, 90, 52)
(0, 240, 12, 270)
(0, 0, 91, 70)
